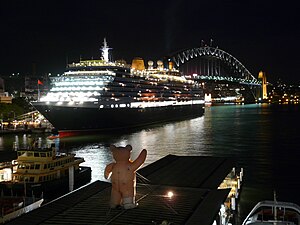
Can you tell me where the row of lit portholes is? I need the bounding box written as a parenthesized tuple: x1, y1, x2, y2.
(99, 103, 131, 109)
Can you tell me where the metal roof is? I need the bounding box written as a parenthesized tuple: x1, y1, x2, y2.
(138, 154, 235, 189)
(6, 155, 234, 225)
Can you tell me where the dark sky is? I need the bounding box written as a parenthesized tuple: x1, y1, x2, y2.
(0, 0, 299, 83)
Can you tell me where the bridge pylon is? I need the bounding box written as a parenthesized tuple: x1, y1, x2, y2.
(257, 71, 268, 100)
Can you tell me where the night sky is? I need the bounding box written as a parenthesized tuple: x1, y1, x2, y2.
(1, 0, 299, 83)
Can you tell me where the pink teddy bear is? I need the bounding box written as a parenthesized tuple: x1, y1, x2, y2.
(104, 144, 147, 209)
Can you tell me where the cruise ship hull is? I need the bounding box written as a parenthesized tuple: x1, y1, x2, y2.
(32, 102, 204, 133)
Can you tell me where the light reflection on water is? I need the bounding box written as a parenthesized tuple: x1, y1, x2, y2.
(1, 104, 299, 222)
(57, 116, 208, 180)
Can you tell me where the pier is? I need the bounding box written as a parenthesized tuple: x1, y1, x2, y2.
(5, 155, 243, 225)
(0, 128, 31, 135)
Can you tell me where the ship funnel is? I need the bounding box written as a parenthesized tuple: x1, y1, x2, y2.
(131, 57, 145, 71)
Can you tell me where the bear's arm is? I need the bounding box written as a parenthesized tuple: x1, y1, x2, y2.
(132, 149, 147, 171)
(104, 162, 115, 179)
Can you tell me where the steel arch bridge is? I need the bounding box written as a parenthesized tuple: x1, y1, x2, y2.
(169, 46, 260, 86)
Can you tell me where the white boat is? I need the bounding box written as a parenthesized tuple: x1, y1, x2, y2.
(242, 198, 300, 225)
(0, 196, 43, 224)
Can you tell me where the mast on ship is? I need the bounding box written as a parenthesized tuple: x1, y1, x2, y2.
(101, 38, 111, 63)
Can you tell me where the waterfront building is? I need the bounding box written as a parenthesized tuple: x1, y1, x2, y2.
(0, 78, 12, 104)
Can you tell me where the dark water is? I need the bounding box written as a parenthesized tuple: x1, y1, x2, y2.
(1, 103, 299, 222)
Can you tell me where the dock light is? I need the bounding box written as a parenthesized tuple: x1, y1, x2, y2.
(167, 191, 174, 198)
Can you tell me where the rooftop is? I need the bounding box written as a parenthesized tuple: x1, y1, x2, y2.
(6, 154, 236, 225)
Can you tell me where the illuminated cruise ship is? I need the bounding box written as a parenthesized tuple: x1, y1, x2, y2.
(32, 39, 204, 134)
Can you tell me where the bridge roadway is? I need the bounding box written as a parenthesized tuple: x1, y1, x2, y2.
(6, 154, 236, 225)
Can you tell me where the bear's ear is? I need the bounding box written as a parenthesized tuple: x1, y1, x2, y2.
(110, 145, 116, 151)
(125, 145, 132, 151)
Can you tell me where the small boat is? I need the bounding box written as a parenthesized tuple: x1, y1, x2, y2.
(47, 134, 60, 140)
(242, 194, 300, 225)
(0, 143, 91, 198)
(0, 196, 43, 224)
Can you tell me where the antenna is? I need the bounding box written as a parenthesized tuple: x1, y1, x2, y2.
(101, 38, 111, 62)
(274, 190, 277, 221)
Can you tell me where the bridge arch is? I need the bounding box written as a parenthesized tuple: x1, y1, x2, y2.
(169, 46, 259, 85)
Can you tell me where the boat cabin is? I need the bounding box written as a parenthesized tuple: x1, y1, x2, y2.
(12, 145, 83, 184)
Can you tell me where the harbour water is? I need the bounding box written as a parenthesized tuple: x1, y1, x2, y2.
(0, 103, 299, 223)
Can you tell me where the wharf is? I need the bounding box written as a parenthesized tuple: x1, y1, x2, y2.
(0, 127, 51, 135)
(5, 155, 239, 225)
(0, 129, 31, 135)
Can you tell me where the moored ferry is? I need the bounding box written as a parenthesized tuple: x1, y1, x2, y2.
(31, 39, 204, 134)
(0, 143, 91, 197)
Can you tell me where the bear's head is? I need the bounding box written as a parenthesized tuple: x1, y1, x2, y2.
(110, 144, 132, 162)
